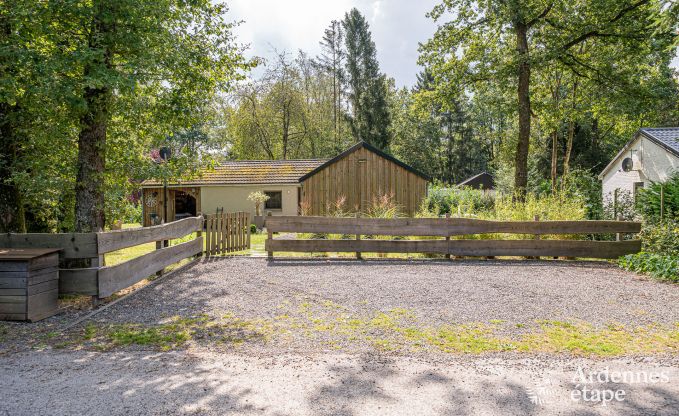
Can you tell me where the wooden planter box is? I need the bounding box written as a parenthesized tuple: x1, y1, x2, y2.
(0, 248, 60, 322)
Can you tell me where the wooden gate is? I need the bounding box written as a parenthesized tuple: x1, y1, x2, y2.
(205, 212, 251, 255)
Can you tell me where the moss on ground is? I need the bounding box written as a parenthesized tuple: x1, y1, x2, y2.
(52, 300, 679, 357)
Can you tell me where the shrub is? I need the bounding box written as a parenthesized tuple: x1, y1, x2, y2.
(639, 220, 679, 257)
(602, 189, 637, 221)
(635, 173, 679, 223)
(247, 191, 269, 216)
(423, 184, 494, 217)
(490, 191, 587, 221)
(250, 224, 257, 234)
(365, 194, 403, 219)
(619, 253, 679, 282)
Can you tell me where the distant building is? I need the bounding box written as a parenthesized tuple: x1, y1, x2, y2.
(141, 141, 430, 225)
(458, 172, 495, 193)
(598, 128, 679, 202)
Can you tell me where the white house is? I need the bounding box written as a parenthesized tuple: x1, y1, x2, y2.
(599, 127, 679, 202)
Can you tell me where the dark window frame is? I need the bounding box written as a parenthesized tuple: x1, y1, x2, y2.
(264, 191, 283, 210)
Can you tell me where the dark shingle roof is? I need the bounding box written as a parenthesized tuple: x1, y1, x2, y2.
(639, 128, 679, 156)
(458, 172, 495, 190)
(142, 159, 326, 186)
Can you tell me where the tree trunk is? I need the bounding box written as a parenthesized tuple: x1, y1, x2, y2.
(551, 130, 558, 192)
(0, 15, 26, 233)
(74, 5, 112, 233)
(0, 103, 27, 233)
(75, 85, 109, 232)
(514, 22, 531, 198)
(562, 79, 579, 178)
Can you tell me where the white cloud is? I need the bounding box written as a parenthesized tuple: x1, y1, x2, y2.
(227, 0, 439, 87)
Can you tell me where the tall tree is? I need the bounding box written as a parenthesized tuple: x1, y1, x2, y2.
(318, 20, 345, 153)
(342, 8, 390, 149)
(421, 0, 672, 196)
(56, 0, 249, 232)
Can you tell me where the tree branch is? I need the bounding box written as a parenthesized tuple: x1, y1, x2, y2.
(527, 3, 554, 28)
(559, 0, 650, 52)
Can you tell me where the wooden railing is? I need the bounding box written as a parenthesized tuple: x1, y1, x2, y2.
(264, 216, 642, 259)
(204, 212, 251, 256)
(0, 216, 203, 299)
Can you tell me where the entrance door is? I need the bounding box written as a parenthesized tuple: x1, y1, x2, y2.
(174, 191, 197, 220)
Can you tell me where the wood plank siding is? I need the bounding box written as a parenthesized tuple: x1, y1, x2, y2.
(300, 144, 428, 216)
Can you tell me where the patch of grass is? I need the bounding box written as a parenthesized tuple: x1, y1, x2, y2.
(60, 299, 679, 357)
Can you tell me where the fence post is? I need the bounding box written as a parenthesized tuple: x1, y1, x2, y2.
(445, 213, 451, 260)
(616, 214, 623, 241)
(613, 188, 619, 218)
(246, 212, 251, 249)
(533, 215, 540, 260)
(196, 215, 203, 259)
(155, 240, 165, 276)
(355, 212, 362, 260)
(267, 212, 273, 259)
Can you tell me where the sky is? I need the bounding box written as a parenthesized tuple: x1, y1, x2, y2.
(228, 0, 679, 88)
(228, 0, 440, 88)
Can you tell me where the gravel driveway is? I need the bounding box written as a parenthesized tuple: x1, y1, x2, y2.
(2, 258, 679, 415)
(94, 257, 679, 330)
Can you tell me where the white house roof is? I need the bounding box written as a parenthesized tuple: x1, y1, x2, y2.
(598, 127, 679, 179)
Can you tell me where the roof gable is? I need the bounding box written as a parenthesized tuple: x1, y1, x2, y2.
(458, 172, 495, 190)
(598, 127, 679, 179)
(298, 141, 431, 182)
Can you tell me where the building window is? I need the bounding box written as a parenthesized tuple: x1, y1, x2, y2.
(265, 191, 282, 210)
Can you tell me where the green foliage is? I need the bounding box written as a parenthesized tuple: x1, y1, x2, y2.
(420, 0, 677, 193)
(636, 173, 679, 223)
(1, 0, 252, 232)
(342, 8, 390, 149)
(492, 192, 587, 221)
(603, 189, 637, 221)
(420, 184, 494, 217)
(364, 194, 403, 219)
(247, 191, 270, 217)
(619, 253, 679, 283)
(639, 221, 679, 257)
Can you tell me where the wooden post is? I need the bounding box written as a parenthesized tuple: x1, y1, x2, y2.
(445, 213, 451, 260)
(355, 212, 362, 260)
(91, 254, 105, 307)
(533, 215, 540, 260)
(613, 188, 619, 218)
(196, 216, 203, 259)
(246, 212, 251, 249)
(155, 240, 164, 276)
(267, 212, 273, 259)
(616, 214, 623, 242)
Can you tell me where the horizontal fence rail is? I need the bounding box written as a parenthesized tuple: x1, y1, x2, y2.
(2, 216, 204, 300)
(265, 216, 642, 236)
(265, 216, 642, 260)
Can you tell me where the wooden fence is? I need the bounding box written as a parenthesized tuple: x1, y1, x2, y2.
(264, 216, 642, 259)
(0, 216, 203, 300)
(204, 212, 251, 256)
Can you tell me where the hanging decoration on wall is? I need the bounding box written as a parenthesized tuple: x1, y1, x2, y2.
(146, 192, 158, 208)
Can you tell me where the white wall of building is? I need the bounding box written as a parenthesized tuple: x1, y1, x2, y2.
(601, 135, 679, 201)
